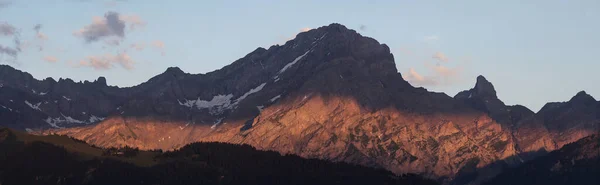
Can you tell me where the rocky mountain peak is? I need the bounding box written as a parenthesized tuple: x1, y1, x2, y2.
(569, 91, 596, 104)
(165, 67, 184, 75)
(474, 75, 498, 98)
(455, 75, 515, 125)
(94, 77, 107, 86)
(455, 75, 498, 100)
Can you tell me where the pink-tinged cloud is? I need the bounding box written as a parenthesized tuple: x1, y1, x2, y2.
(74, 12, 146, 43)
(33, 24, 46, 41)
(432, 65, 460, 77)
(37, 32, 48, 40)
(274, 27, 315, 45)
(404, 68, 438, 86)
(405, 61, 465, 87)
(152, 40, 165, 49)
(130, 42, 145, 51)
(433, 52, 449, 62)
(119, 14, 146, 31)
(43, 56, 58, 63)
(77, 52, 135, 70)
(152, 40, 165, 55)
(432, 52, 449, 62)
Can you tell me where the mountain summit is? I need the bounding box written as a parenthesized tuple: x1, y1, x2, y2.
(28, 24, 517, 184)
(2, 23, 599, 185)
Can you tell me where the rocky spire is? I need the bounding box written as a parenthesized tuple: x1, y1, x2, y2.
(569, 91, 596, 104)
(473, 75, 498, 99)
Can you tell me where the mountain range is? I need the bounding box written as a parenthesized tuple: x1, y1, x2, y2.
(483, 133, 600, 185)
(1, 23, 598, 184)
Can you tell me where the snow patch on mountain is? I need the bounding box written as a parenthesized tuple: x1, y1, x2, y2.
(270, 95, 282, 102)
(197, 94, 234, 109)
(1, 105, 13, 112)
(272, 50, 312, 81)
(44, 114, 105, 128)
(62, 113, 85, 124)
(178, 94, 234, 115)
(25, 101, 42, 111)
(234, 83, 266, 104)
(311, 33, 328, 45)
(44, 117, 65, 128)
(31, 90, 47, 96)
(278, 50, 311, 74)
(88, 115, 105, 123)
(179, 122, 191, 130)
(211, 118, 224, 129)
(178, 83, 267, 115)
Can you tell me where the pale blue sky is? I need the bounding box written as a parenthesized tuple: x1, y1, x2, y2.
(0, 0, 598, 111)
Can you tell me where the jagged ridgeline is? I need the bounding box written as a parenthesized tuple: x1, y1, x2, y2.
(483, 134, 600, 185)
(0, 128, 437, 185)
(1, 23, 599, 185)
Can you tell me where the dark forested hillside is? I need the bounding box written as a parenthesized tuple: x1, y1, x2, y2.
(0, 128, 437, 185)
(483, 134, 600, 185)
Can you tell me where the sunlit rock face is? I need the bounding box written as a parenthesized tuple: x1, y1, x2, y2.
(7, 23, 598, 185)
(454, 76, 600, 162)
(37, 24, 519, 185)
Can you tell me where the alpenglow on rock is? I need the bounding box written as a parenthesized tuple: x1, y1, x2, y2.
(3, 23, 598, 185)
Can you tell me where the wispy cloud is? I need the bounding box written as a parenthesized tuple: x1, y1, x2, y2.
(74, 12, 125, 43)
(432, 52, 449, 62)
(0, 45, 18, 57)
(152, 40, 165, 56)
(104, 38, 121, 47)
(404, 51, 465, 87)
(429, 63, 461, 77)
(359, 25, 367, 31)
(43, 56, 58, 63)
(404, 68, 438, 86)
(275, 27, 313, 45)
(152, 40, 164, 49)
(119, 14, 146, 31)
(0, 1, 12, 9)
(0, 22, 16, 36)
(33, 24, 48, 40)
(36, 32, 48, 40)
(0, 22, 21, 62)
(76, 52, 135, 70)
(74, 12, 145, 43)
(130, 42, 145, 51)
(33, 24, 41, 33)
(424, 35, 439, 42)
